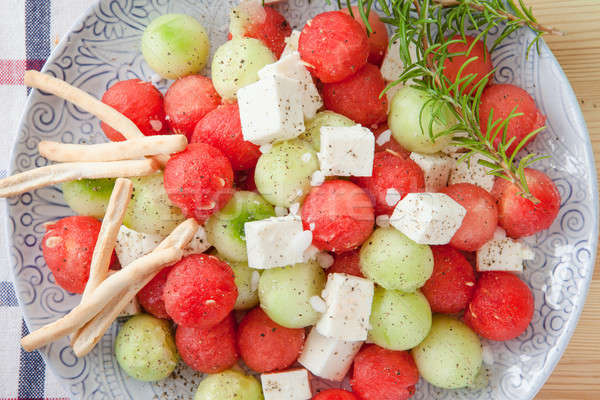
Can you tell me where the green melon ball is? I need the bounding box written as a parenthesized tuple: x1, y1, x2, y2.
(123, 172, 185, 237)
(211, 37, 275, 100)
(300, 111, 355, 151)
(412, 315, 483, 389)
(360, 227, 434, 291)
(226, 257, 261, 310)
(368, 287, 432, 350)
(194, 370, 264, 400)
(114, 314, 178, 382)
(258, 261, 326, 329)
(205, 191, 275, 262)
(254, 139, 319, 207)
(388, 86, 453, 153)
(142, 14, 210, 79)
(62, 178, 116, 218)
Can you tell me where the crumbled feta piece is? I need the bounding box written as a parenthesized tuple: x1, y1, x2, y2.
(274, 206, 288, 217)
(309, 295, 327, 313)
(261, 369, 312, 400)
(381, 40, 417, 82)
(477, 228, 535, 272)
(250, 270, 261, 292)
(245, 216, 310, 269)
(298, 327, 363, 381)
(260, 143, 273, 153)
(390, 192, 467, 245)
(316, 252, 334, 269)
(115, 226, 162, 267)
(376, 129, 392, 146)
(281, 29, 300, 58)
(385, 188, 402, 207)
(310, 170, 325, 186)
(303, 244, 320, 261)
(375, 214, 390, 228)
(318, 125, 375, 177)
(258, 51, 323, 119)
(409, 152, 455, 192)
(238, 75, 305, 145)
(289, 202, 300, 215)
(316, 273, 375, 341)
(449, 153, 496, 192)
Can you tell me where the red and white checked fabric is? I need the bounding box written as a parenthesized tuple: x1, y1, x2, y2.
(0, 1, 91, 398)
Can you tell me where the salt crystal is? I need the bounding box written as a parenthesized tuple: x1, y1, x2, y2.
(309, 222, 316, 231)
(149, 120, 163, 132)
(376, 215, 390, 228)
(385, 188, 402, 207)
(316, 252, 334, 269)
(309, 295, 327, 313)
(260, 143, 273, 154)
(302, 152, 313, 163)
(376, 129, 392, 146)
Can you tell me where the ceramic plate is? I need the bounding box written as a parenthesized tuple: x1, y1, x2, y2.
(6, 0, 598, 399)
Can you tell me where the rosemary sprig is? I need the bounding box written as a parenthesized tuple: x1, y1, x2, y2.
(341, 0, 563, 202)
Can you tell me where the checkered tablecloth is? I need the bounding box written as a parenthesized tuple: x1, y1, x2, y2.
(0, 1, 95, 398)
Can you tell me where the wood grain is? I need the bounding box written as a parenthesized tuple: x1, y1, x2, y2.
(525, 1, 600, 399)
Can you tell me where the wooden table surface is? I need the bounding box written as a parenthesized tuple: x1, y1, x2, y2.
(526, 1, 600, 399)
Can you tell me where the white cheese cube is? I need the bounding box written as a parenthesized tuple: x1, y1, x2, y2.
(390, 192, 467, 245)
(258, 52, 322, 119)
(261, 369, 312, 400)
(409, 152, 455, 192)
(298, 327, 363, 381)
(316, 273, 374, 341)
(238, 75, 305, 145)
(318, 125, 375, 177)
(245, 216, 311, 269)
(449, 153, 496, 192)
(477, 228, 535, 272)
(381, 40, 417, 82)
(281, 30, 300, 58)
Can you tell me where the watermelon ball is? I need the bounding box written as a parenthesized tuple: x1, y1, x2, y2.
(313, 389, 359, 400)
(229, 2, 292, 58)
(328, 250, 364, 278)
(479, 84, 546, 155)
(164, 75, 221, 140)
(342, 6, 389, 66)
(301, 180, 374, 253)
(163, 254, 238, 329)
(42, 216, 106, 294)
(163, 143, 234, 224)
(176, 313, 238, 373)
(442, 35, 493, 94)
(235, 167, 257, 192)
(351, 344, 419, 400)
(491, 168, 560, 238)
(101, 79, 169, 142)
(299, 11, 369, 83)
(321, 63, 388, 127)
(237, 307, 305, 373)
(441, 183, 498, 251)
(374, 126, 411, 159)
(421, 245, 476, 314)
(191, 104, 261, 171)
(353, 151, 425, 215)
(137, 266, 172, 319)
(464, 271, 534, 341)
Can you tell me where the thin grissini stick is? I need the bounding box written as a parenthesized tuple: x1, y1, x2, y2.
(0, 159, 159, 198)
(38, 135, 188, 163)
(70, 218, 199, 357)
(70, 178, 133, 346)
(23, 70, 170, 167)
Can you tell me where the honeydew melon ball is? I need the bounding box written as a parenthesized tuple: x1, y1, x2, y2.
(194, 370, 264, 400)
(142, 14, 210, 79)
(368, 287, 432, 350)
(412, 315, 483, 389)
(226, 257, 261, 310)
(62, 178, 115, 218)
(211, 37, 275, 100)
(388, 86, 453, 153)
(114, 314, 178, 382)
(300, 111, 355, 151)
(359, 227, 433, 291)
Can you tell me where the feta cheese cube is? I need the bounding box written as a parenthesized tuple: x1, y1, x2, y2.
(409, 152, 454, 192)
(238, 75, 305, 145)
(245, 216, 311, 269)
(316, 273, 374, 341)
(390, 192, 467, 245)
(298, 328, 363, 381)
(261, 369, 312, 400)
(381, 40, 417, 82)
(281, 30, 300, 58)
(318, 125, 375, 177)
(449, 153, 496, 192)
(477, 228, 535, 272)
(259, 52, 322, 119)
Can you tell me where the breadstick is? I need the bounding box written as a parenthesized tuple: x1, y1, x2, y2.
(0, 159, 158, 198)
(38, 135, 187, 163)
(70, 218, 198, 356)
(24, 71, 170, 167)
(69, 178, 132, 346)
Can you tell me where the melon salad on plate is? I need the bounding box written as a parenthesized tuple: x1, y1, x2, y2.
(0, 0, 565, 399)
